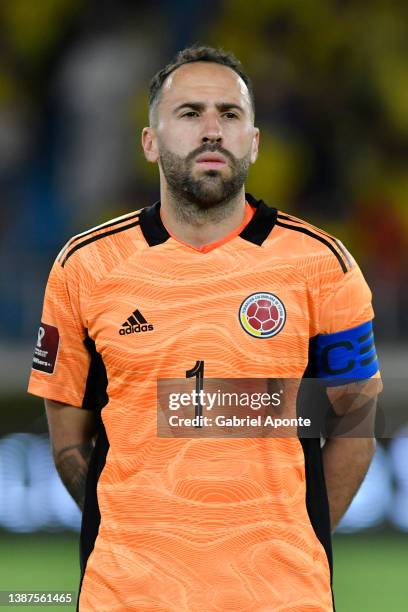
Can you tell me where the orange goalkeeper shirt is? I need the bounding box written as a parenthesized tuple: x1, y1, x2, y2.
(28, 194, 377, 612)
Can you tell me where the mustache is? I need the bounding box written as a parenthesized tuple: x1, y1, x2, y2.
(186, 143, 235, 165)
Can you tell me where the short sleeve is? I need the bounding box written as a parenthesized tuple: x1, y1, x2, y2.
(27, 258, 91, 407)
(309, 255, 379, 381)
(318, 263, 374, 335)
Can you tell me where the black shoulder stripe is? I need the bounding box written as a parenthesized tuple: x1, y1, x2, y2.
(277, 213, 335, 240)
(61, 220, 140, 267)
(333, 238, 353, 268)
(277, 213, 353, 270)
(277, 213, 340, 245)
(58, 211, 141, 262)
(275, 220, 348, 273)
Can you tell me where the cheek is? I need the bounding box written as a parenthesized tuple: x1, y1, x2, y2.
(227, 125, 255, 150)
(229, 138, 255, 163)
(158, 122, 198, 154)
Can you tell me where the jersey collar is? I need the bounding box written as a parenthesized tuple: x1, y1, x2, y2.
(139, 193, 277, 248)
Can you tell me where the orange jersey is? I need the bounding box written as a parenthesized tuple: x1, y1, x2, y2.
(28, 194, 377, 611)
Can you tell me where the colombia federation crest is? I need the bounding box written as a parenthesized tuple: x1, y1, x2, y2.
(239, 292, 286, 338)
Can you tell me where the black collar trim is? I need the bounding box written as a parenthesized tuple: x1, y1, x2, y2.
(240, 193, 277, 246)
(139, 201, 170, 247)
(139, 194, 277, 248)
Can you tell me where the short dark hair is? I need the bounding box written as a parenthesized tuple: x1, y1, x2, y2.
(148, 45, 255, 123)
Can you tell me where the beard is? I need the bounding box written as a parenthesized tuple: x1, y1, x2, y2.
(158, 141, 252, 222)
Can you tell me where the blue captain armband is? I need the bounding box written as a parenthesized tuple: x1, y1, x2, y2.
(310, 320, 379, 383)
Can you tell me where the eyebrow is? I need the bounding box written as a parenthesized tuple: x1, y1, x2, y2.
(173, 102, 245, 114)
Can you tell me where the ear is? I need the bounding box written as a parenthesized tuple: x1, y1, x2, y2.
(250, 127, 260, 164)
(142, 127, 159, 163)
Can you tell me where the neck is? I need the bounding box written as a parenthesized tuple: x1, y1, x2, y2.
(159, 181, 247, 249)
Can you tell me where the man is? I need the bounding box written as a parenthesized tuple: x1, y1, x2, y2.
(28, 46, 380, 611)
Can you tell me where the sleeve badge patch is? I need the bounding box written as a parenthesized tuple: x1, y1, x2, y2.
(32, 323, 60, 374)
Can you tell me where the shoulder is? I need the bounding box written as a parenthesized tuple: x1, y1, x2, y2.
(272, 209, 354, 275)
(56, 207, 145, 275)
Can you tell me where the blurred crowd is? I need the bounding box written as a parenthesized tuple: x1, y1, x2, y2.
(0, 0, 407, 343)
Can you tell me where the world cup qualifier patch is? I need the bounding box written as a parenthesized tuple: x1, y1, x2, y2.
(32, 323, 60, 374)
(239, 292, 286, 338)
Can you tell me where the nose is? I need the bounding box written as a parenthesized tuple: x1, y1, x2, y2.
(201, 112, 222, 144)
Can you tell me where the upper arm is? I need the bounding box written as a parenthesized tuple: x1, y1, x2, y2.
(307, 250, 382, 434)
(45, 399, 97, 457)
(29, 257, 108, 450)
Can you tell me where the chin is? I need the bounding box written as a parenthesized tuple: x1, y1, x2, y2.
(193, 191, 232, 208)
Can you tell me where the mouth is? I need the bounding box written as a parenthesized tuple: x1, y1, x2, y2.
(195, 152, 227, 170)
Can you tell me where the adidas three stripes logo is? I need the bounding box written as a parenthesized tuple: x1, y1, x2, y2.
(119, 309, 154, 335)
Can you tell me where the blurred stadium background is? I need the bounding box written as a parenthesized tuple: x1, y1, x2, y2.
(0, 1, 407, 610)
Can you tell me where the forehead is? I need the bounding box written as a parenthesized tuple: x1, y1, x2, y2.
(160, 62, 251, 109)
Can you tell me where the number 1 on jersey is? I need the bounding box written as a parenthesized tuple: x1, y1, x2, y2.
(186, 360, 204, 426)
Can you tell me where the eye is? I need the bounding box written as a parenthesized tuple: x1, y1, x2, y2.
(224, 112, 238, 119)
(181, 111, 199, 118)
